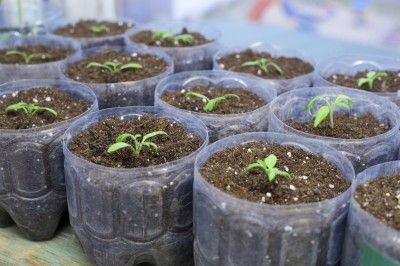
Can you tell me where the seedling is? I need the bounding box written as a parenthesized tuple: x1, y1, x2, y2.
(241, 58, 283, 75)
(245, 154, 291, 182)
(107, 131, 167, 157)
(6, 50, 52, 64)
(185, 91, 240, 112)
(307, 94, 353, 128)
(152, 31, 194, 44)
(90, 24, 109, 33)
(86, 61, 143, 74)
(5, 101, 57, 116)
(357, 71, 387, 90)
(396, 194, 400, 205)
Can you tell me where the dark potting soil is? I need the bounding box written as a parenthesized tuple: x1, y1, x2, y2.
(355, 175, 400, 230)
(0, 45, 72, 64)
(287, 113, 390, 139)
(327, 71, 400, 93)
(131, 28, 209, 47)
(201, 142, 350, 205)
(160, 86, 266, 114)
(69, 114, 202, 168)
(217, 49, 314, 80)
(53, 19, 134, 38)
(0, 88, 90, 129)
(64, 50, 168, 83)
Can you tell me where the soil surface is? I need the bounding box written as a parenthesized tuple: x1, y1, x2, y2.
(217, 49, 314, 80)
(53, 19, 134, 38)
(355, 174, 400, 230)
(0, 88, 90, 129)
(201, 142, 350, 205)
(69, 114, 202, 168)
(131, 28, 209, 47)
(287, 113, 390, 139)
(327, 71, 400, 93)
(64, 50, 168, 83)
(161, 86, 266, 114)
(0, 45, 72, 64)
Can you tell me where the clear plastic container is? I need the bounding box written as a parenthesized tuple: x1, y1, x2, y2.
(268, 86, 400, 173)
(63, 106, 208, 266)
(213, 42, 315, 95)
(155, 70, 277, 142)
(125, 21, 220, 73)
(193, 132, 354, 266)
(314, 55, 400, 106)
(59, 45, 174, 109)
(48, 19, 135, 49)
(342, 161, 400, 265)
(0, 35, 81, 84)
(0, 79, 98, 240)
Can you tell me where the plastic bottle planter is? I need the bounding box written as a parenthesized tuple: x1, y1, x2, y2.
(213, 43, 315, 95)
(59, 45, 174, 109)
(48, 19, 135, 49)
(314, 55, 400, 106)
(0, 35, 81, 84)
(63, 107, 208, 266)
(268, 87, 400, 173)
(125, 21, 220, 73)
(155, 70, 277, 142)
(342, 161, 400, 265)
(0, 79, 98, 240)
(193, 132, 354, 266)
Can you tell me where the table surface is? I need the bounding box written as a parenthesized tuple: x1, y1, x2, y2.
(1, 20, 399, 266)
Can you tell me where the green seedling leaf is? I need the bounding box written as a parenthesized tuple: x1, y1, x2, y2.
(86, 61, 143, 74)
(6, 50, 52, 64)
(185, 91, 240, 112)
(152, 31, 194, 44)
(357, 71, 388, 90)
(5, 101, 57, 116)
(245, 154, 291, 182)
(107, 142, 133, 153)
(174, 34, 194, 44)
(152, 31, 174, 40)
(241, 58, 284, 75)
(90, 24, 109, 33)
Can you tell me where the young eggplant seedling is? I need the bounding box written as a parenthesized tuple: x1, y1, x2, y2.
(5, 101, 58, 116)
(86, 61, 143, 74)
(245, 154, 291, 182)
(107, 131, 167, 157)
(90, 24, 110, 34)
(357, 71, 387, 90)
(307, 94, 353, 128)
(185, 91, 240, 112)
(6, 50, 52, 64)
(152, 31, 194, 45)
(241, 58, 283, 75)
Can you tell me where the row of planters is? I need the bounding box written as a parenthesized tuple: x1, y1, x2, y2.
(0, 19, 398, 265)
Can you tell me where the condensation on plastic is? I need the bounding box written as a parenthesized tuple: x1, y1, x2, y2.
(59, 45, 174, 109)
(0, 79, 98, 240)
(268, 86, 400, 173)
(125, 21, 221, 73)
(63, 106, 208, 266)
(213, 42, 315, 95)
(314, 55, 400, 106)
(342, 161, 400, 265)
(193, 132, 354, 266)
(155, 70, 277, 142)
(48, 18, 135, 49)
(0, 35, 81, 84)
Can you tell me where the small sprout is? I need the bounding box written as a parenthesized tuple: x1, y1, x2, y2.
(6, 50, 52, 64)
(396, 194, 400, 205)
(107, 131, 167, 157)
(357, 71, 387, 90)
(152, 31, 194, 44)
(307, 94, 353, 128)
(90, 24, 109, 33)
(185, 91, 240, 112)
(86, 61, 143, 74)
(5, 101, 57, 116)
(241, 58, 283, 75)
(245, 154, 291, 182)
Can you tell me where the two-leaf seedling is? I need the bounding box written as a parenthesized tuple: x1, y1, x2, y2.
(185, 91, 240, 112)
(107, 131, 167, 157)
(245, 154, 291, 182)
(87, 61, 143, 74)
(357, 71, 387, 90)
(152, 31, 194, 44)
(6, 50, 52, 64)
(5, 101, 57, 116)
(308, 94, 353, 128)
(241, 58, 283, 75)
(90, 24, 109, 34)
